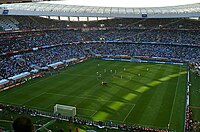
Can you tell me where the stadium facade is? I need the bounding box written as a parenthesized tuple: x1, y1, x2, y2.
(0, 0, 199, 19)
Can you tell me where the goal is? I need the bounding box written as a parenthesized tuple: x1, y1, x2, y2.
(54, 104, 76, 117)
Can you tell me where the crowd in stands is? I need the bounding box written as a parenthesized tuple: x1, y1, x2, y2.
(1, 43, 200, 79)
(134, 29, 199, 45)
(0, 24, 199, 79)
(0, 103, 173, 132)
(0, 44, 86, 79)
(189, 59, 200, 76)
(83, 43, 200, 59)
(0, 29, 199, 54)
(0, 17, 199, 79)
(0, 56, 30, 80)
(185, 107, 193, 131)
(0, 16, 199, 53)
(185, 107, 200, 132)
(0, 16, 19, 31)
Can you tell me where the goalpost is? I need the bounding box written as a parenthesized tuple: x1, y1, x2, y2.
(54, 104, 76, 117)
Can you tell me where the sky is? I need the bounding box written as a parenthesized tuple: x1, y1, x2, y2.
(40, 0, 200, 8)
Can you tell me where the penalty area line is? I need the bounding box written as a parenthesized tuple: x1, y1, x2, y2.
(21, 92, 46, 105)
(189, 106, 200, 109)
(90, 110, 98, 118)
(77, 107, 97, 112)
(122, 104, 135, 123)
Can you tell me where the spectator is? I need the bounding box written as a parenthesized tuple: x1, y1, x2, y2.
(13, 116, 34, 132)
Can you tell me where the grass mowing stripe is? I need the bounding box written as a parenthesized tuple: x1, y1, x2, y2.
(77, 108, 97, 112)
(46, 92, 96, 98)
(135, 64, 163, 124)
(0, 75, 53, 99)
(189, 72, 200, 124)
(59, 73, 97, 78)
(45, 93, 135, 105)
(168, 66, 181, 129)
(152, 67, 178, 128)
(171, 66, 186, 132)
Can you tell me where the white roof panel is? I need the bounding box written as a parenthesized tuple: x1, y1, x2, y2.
(0, 2, 199, 18)
(39, 0, 200, 8)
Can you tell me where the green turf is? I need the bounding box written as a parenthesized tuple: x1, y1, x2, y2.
(0, 59, 187, 131)
(189, 72, 200, 121)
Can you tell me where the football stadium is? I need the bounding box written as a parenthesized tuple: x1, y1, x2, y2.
(0, 0, 200, 132)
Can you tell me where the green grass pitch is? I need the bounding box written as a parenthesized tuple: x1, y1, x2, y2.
(189, 72, 200, 122)
(0, 59, 187, 131)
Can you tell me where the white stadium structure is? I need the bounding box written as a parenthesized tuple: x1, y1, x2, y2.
(0, 0, 199, 20)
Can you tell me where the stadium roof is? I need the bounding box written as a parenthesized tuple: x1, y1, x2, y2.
(40, 0, 200, 8)
(0, 0, 199, 18)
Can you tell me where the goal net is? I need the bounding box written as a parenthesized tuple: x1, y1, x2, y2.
(54, 104, 76, 117)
